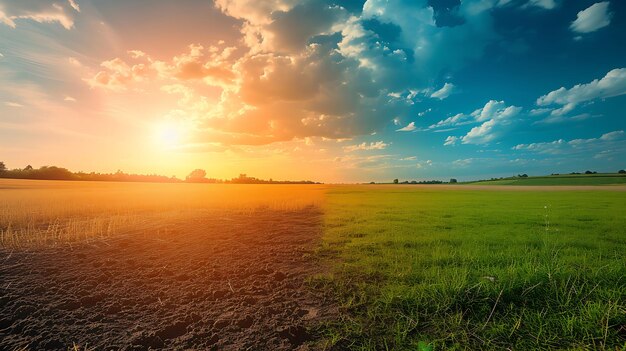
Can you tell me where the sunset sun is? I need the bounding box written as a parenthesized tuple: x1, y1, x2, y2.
(154, 120, 187, 150)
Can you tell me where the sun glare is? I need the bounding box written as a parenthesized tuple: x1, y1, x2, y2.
(154, 121, 185, 149)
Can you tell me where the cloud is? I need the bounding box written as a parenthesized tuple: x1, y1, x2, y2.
(444, 136, 459, 146)
(536, 68, 626, 112)
(86, 58, 152, 91)
(67, 0, 79, 12)
(4, 101, 23, 107)
(461, 106, 522, 145)
(461, 119, 501, 145)
(600, 130, 624, 141)
(535, 112, 594, 125)
(513, 130, 624, 154)
(344, 141, 389, 152)
(472, 100, 521, 122)
(498, 0, 558, 10)
(396, 122, 416, 132)
(435, 100, 521, 145)
(417, 108, 432, 117)
(430, 113, 470, 129)
(570, 2, 612, 34)
(529, 108, 551, 116)
(463, 101, 522, 144)
(63, 96, 76, 102)
(453, 158, 474, 167)
(87, 44, 237, 91)
(68, 57, 82, 66)
(0, 0, 81, 29)
(84, 0, 508, 146)
(526, 0, 557, 10)
(430, 82, 455, 100)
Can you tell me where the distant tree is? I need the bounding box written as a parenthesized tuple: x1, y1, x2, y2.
(186, 169, 207, 182)
(24, 165, 33, 171)
(393, 178, 399, 184)
(619, 169, 626, 174)
(585, 170, 593, 174)
(34, 166, 74, 180)
(0, 161, 5, 172)
(449, 178, 458, 183)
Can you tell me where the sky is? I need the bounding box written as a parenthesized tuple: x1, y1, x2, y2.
(1, 0, 625, 183)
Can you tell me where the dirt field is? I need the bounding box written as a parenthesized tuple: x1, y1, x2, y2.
(0, 207, 335, 350)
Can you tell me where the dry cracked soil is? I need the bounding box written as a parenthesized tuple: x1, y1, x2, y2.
(0, 207, 336, 350)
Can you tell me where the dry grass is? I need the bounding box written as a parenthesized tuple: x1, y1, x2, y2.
(0, 179, 326, 248)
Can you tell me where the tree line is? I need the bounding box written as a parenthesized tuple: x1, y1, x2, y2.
(0, 162, 320, 184)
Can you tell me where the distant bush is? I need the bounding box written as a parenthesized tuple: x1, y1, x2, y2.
(619, 170, 626, 174)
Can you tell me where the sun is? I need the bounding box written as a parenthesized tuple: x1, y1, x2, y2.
(154, 120, 186, 149)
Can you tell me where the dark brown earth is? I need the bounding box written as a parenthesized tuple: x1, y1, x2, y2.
(0, 207, 335, 350)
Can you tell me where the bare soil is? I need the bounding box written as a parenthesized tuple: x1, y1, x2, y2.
(0, 207, 335, 350)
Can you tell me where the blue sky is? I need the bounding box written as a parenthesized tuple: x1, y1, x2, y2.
(0, 0, 625, 182)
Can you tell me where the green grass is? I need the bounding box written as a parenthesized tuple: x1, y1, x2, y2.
(467, 174, 626, 186)
(313, 187, 626, 350)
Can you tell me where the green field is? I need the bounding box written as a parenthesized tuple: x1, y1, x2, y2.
(314, 187, 626, 350)
(467, 174, 626, 186)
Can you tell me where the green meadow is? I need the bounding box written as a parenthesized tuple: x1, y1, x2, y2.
(468, 174, 626, 186)
(314, 186, 626, 350)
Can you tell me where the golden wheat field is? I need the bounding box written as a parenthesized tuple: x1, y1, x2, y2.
(0, 178, 327, 248)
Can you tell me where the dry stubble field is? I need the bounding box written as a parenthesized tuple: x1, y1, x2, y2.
(0, 179, 333, 350)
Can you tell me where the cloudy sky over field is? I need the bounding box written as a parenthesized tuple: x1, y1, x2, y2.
(1, 0, 625, 182)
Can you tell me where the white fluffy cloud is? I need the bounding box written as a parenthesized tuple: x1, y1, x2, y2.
(437, 100, 522, 145)
(537, 68, 626, 110)
(426, 100, 524, 146)
(570, 2, 613, 34)
(430, 113, 469, 129)
(461, 119, 501, 145)
(444, 136, 459, 146)
(0, 0, 80, 29)
(513, 130, 624, 154)
(430, 83, 455, 100)
(344, 141, 389, 152)
(396, 122, 416, 132)
(600, 130, 624, 141)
